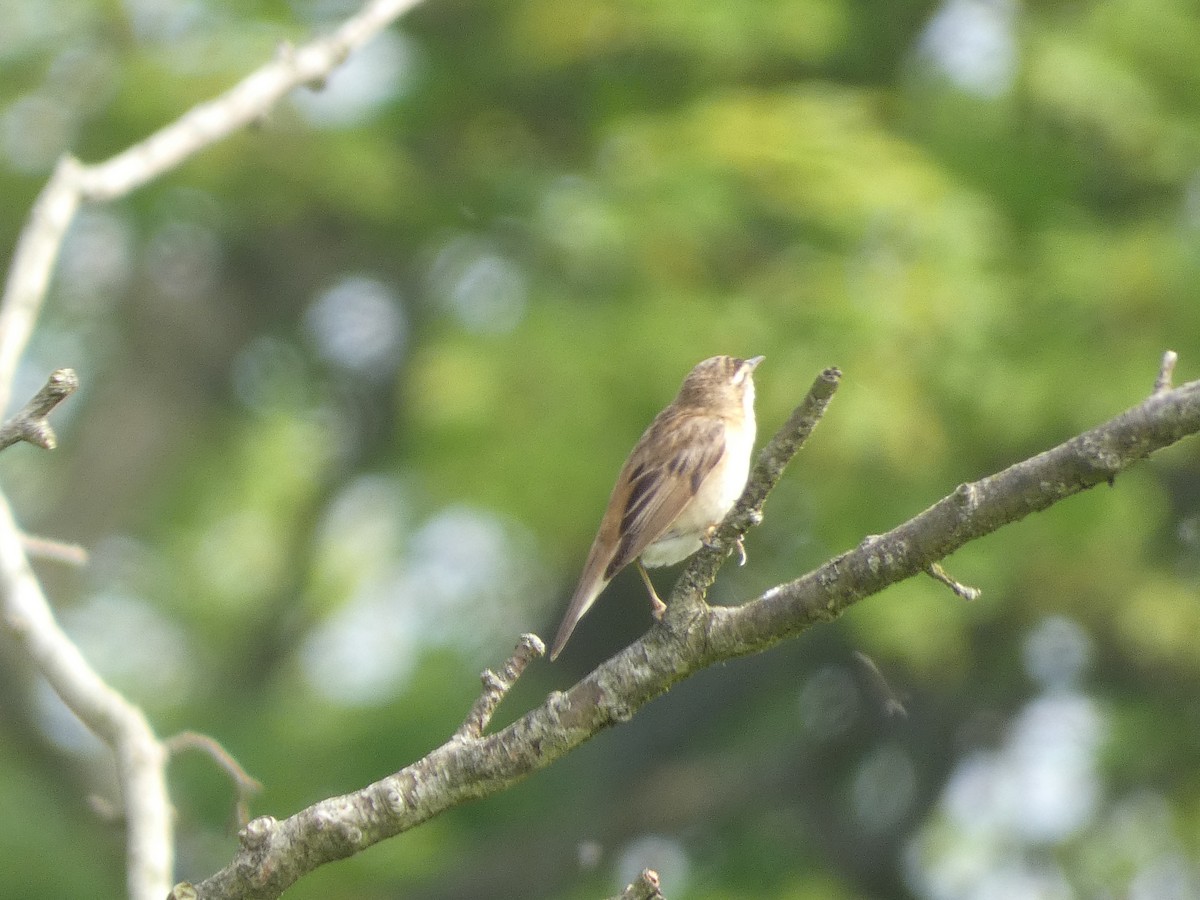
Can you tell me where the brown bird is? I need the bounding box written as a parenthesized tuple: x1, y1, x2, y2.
(549, 354, 764, 660)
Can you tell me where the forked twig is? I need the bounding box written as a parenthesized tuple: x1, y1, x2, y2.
(0, 368, 78, 452)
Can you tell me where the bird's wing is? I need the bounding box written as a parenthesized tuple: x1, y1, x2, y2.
(606, 414, 727, 578)
(549, 414, 726, 661)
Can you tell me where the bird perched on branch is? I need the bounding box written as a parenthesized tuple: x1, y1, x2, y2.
(550, 354, 764, 660)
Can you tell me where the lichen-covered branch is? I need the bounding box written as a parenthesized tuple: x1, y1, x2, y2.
(711, 371, 1200, 657)
(180, 363, 1200, 900)
(456, 633, 545, 740)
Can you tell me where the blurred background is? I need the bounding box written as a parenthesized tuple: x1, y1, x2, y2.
(2, 0, 1200, 897)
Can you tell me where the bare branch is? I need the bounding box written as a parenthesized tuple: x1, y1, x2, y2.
(0, 493, 171, 900)
(853, 651, 909, 719)
(1155, 350, 1178, 393)
(711, 373, 1200, 659)
(669, 366, 842, 619)
(0, 0, 424, 415)
(167, 732, 264, 828)
(0, 3, 430, 898)
(183, 360, 1200, 900)
(19, 532, 89, 567)
(75, 0, 423, 203)
(0, 170, 83, 415)
(456, 634, 545, 740)
(612, 869, 664, 900)
(0, 368, 78, 451)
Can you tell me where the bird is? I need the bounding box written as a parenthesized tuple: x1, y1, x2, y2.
(549, 354, 764, 661)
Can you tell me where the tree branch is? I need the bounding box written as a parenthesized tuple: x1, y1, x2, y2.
(166, 732, 264, 829)
(0, 367, 77, 451)
(456, 634, 545, 740)
(178, 362, 1200, 900)
(0, 491, 172, 900)
(612, 869, 664, 900)
(0, 0, 424, 415)
(0, 4, 428, 899)
(1155, 349, 1177, 393)
(19, 531, 89, 567)
(714, 372, 1200, 656)
(668, 366, 842, 620)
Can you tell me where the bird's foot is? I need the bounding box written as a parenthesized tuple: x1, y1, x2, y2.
(700, 524, 748, 565)
(650, 594, 668, 621)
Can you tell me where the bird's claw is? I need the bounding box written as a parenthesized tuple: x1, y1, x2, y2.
(700, 525, 749, 565)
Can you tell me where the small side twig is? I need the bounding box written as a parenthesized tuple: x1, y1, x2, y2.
(456, 633, 544, 740)
(0, 368, 78, 452)
(166, 731, 263, 828)
(1155, 350, 1178, 394)
(21, 532, 89, 566)
(612, 869, 664, 900)
(925, 562, 981, 601)
(852, 651, 909, 719)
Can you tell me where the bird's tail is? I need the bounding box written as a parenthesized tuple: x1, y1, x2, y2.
(549, 551, 611, 660)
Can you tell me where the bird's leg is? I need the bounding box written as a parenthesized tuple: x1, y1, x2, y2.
(637, 560, 668, 620)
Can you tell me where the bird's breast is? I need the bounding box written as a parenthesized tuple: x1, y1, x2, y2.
(641, 414, 756, 568)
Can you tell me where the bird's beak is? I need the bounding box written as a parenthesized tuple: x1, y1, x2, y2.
(745, 355, 765, 370)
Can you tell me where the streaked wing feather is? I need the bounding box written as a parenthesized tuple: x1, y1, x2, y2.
(606, 416, 726, 576)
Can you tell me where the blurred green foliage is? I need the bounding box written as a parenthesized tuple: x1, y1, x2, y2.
(2, 0, 1200, 897)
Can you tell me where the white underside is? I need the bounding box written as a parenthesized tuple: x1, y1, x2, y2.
(640, 532, 704, 568)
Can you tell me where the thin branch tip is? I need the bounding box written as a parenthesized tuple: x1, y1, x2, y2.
(28, 366, 79, 411)
(1155, 350, 1178, 394)
(853, 651, 910, 719)
(167, 731, 261, 829)
(614, 868, 664, 900)
(20, 533, 89, 567)
(0, 367, 80, 452)
(519, 631, 546, 658)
